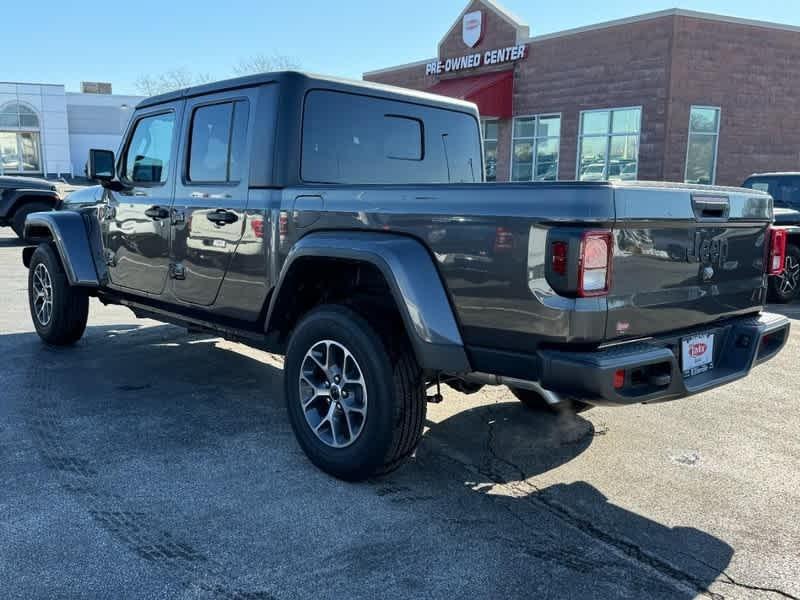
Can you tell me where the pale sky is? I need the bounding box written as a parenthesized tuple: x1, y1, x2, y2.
(4, 0, 800, 94)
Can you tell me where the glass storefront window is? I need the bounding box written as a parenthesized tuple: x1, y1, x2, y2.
(578, 107, 641, 181)
(0, 132, 42, 174)
(0, 102, 42, 174)
(482, 120, 498, 182)
(511, 114, 561, 182)
(685, 106, 721, 185)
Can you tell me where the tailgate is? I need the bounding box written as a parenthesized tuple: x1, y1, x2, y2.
(607, 183, 772, 340)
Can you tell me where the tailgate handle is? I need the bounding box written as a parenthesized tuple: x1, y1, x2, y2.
(692, 195, 729, 220)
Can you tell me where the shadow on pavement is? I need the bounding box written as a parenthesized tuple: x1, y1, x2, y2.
(420, 402, 734, 598)
(3, 323, 734, 599)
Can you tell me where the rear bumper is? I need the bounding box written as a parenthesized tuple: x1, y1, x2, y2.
(537, 312, 790, 406)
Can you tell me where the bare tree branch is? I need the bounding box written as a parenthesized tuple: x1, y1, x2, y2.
(133, 68, 215, 95)
(133, 55, 300, 96)
(232, 54, 299, 76)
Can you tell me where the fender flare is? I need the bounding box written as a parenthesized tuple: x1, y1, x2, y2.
(266, 231, 471, 373)
(23, 211, 100, 287)
(1, 189, 61, 219)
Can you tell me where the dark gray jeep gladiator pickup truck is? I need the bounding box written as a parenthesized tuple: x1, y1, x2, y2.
(22, 72, 790, 480)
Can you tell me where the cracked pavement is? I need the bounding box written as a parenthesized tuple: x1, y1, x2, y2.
(1, 229, 799, 599)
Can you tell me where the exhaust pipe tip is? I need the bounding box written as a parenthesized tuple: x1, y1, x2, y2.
(462, 372, 565, 405)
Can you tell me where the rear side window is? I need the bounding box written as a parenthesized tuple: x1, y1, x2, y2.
(301, 90, 481, 184)
(775, 178, 800, 209)
(745, 180, 770, 193)
(188, 100, 250, 183)
(744, 177, 800, 209)
(124, 112, 175, 184)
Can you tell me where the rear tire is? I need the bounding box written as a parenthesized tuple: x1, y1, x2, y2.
(11, 201, 53, 239)
(510, 387, 591, 414)
(284, 305, 426, 481)
(28, 243, 89, 346)
(768, 244, 800, 303)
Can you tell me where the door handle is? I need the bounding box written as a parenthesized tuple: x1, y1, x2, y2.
(144, 206, 170, 220)
(206, 209, 238, 225)
(692, 195, 729, 220)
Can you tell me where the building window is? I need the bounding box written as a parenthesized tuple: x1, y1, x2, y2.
(0, 102, 42, 174)
(685, 106, 720, 185)
(482, 120, 498, 182)
(578, 107, 641, 181)
(511, 114, 560, 182)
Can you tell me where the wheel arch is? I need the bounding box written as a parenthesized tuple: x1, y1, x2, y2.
(265, 231, 471, 373)
(23, 211, 100, 287)
(3, 190, 60, 218)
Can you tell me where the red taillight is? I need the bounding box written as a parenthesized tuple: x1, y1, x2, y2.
(551, 241, 568, 275)
(768, 227, 787, 275)
(578, 231, 612, 297)
(494, 227, 514, 252)
(250, 217, 264, 239)
(613, 369, 626, 390)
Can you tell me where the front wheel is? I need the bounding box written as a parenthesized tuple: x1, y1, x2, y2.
(768, 244, 800, 304)
(28, 243, 89, 345)
(284, 305, 426, 481)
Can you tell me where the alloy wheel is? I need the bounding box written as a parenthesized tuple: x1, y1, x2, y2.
(299, 339, 368, 448)
(32, 263, 54, 326)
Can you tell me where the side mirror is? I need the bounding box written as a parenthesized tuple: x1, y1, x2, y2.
(89, 149, 115, 182)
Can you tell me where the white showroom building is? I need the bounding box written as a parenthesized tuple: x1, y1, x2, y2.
(0, 81, 142, 178)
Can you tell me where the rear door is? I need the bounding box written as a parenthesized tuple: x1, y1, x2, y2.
(104, 103, 182, 295)
(607, 184, 772, 340)
(170, 91, 253, 306)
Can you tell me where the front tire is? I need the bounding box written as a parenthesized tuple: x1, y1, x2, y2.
(284, 305, 426, 481)
(28, 243, 89, 346)
(768, 244, 800, 303)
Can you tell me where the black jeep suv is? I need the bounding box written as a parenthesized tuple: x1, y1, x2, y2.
(0, 175, 60, 238)
(742, 173, 800, 302)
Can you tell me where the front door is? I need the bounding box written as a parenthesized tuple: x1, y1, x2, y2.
(170, 93, 252, 306)
(104, 103, 183, 295)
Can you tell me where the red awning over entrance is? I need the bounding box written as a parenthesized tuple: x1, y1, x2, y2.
(427, 70, 514, 118)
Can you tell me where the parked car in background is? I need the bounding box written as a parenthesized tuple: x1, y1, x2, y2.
(742, 173, 800, 302)
(579, 163, 606, 181)
(0, 176, 60, 239)
(620, 162, 637, 181)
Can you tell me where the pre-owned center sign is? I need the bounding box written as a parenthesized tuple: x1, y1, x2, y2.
(426, 44, 528, 76)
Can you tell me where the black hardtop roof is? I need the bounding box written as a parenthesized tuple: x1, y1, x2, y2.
(136, 70, 478, 114)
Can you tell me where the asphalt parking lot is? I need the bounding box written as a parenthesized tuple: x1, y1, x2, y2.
(1, 228, 799, 600)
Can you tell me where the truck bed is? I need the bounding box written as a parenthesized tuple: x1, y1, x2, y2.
(282, 181, 773, 363)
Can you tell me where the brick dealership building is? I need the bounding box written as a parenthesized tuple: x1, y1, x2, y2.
(364, 0, 800, 186)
